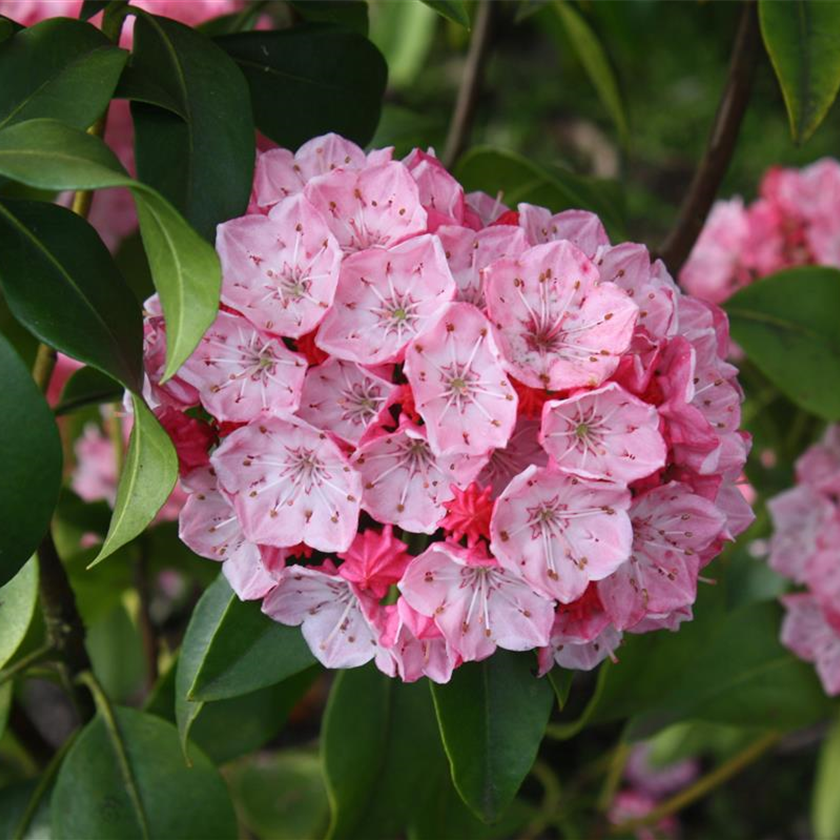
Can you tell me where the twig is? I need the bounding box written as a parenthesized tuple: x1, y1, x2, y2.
(442, 0, 495, 169)
(657, 0, 760, 273)
(608, 730, 781, 836)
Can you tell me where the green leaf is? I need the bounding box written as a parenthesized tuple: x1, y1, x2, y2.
(113, 66, 187, 118)
(290, 1, 369, 36)
(51, 706, 238, 840)
(454, 145, 625, 239)
(0, 199, 144, 390)
(547, 668, 574, 711)
(322, 665, 527, 840)
(0, 118, 221, 378)
(431, 651, 553, 822)
(0, 333, 62, 586)
(86, 602, 146, 704)
(725, 267, 840, 420)
(549, 2, 628, 143)
(217, 26, 388, 150)
(56, 366, 123, 416)
(759, 0, 840, 142)
(813, 710, 840, 840)
(0, 18, 127, 131)
(226, 750, 330, 840)
(0, 556, 38, 669)
(130, 13, 254, 241)
(92, 394, 177, 566)
(421, 0, 470, 28)
(369, 2, 437, 91)
(626, 600, 835, 740)
(80, 1, 110, 20)
(187, 587, 315, 703)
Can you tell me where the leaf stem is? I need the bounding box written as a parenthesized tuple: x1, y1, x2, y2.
(0, 643, 55, 688)
(442, 0, 495, 169)
(608, 730, 781, 836)
(657, 0, 760, 273)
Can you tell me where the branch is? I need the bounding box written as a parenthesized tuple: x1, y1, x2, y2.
(657, 0, 760, 273)
(442, 0, 495, 169)
(608, 731, 781, 836)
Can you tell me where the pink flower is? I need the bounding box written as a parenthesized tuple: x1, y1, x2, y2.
(465, 190, 509, 226)
(403, 148, 465, 230)
(72, 424, 120, 506)
(296, 358, 397, 446)
(597, 482, 725, 630)
(484, 240, 638, 390)
(518, 204, 610, 257)
(436, 223, 528, 308)
(767, 485, 833, 583)
(178, 469, 283, 601)
(262, 564, 379, 669)
(337, 525, 411, 599)
(315, 234, 455, 365)
(781, 593, 840, 696)
(490, 465, 633, 603)
(178, 310, 307, 422)
(538, 622, 622, 673)
(440, 482, 494, 547)
(399, 542, 555, 662)
(625, 744, 699, 799)
(211, 416, 362, 552)
(251, 134, 370, 212)
(352, 420, 486, 534)
(304, 162, 427, 252)
(217, 194, 343, 338)
(405, 302, 518, 456)
(796, 424, 840, 495)
(539, 382, 667, 483)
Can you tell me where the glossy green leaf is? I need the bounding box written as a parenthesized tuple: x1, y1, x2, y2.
(217, 26, 388, 149)
(226, 751, 330, 840)
(0, 556, 38, 669)
(188, 591, 315, 702)
(759, 0, 840, 142)
(0, 18, 19, 45)
(813, 710, 840, 840)
(431, 651, 553, 822)
(0, 118, 221, 378)
(80, 1, 109, 20)
(549, 2, 628, 142)
(421, 0, 470, 28)
(131, 13, 254, 242)
(51, 706, 237, 840)
(86, 602, 146, 704)
(322, 665, 527, 840)
(0, 199, 144, 390)
(726, 267, 840, 420)
(0, 333, 62, 586)
(290, 1, 369, 36)
(626, 600, 834, 739)
(455, 146, 625, 239)
(0, 18, 126, 131)
(92, 394, 177, 566)
(113, 66, 187, 118)
(56, 366, 123, 416)
(369, 2, 436, 91)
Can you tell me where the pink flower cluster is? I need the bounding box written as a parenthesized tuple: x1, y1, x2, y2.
(680, 159, 840, 304)
(767, 425, 840, 695)
(142, 133, 752, 683)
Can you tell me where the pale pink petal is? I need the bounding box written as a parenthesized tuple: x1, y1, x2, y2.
(406, 302, 517, 456)
(479, 417, 548, 498)
(518, 204, 610, 257)
(315, 234, 455, 364)
(217, 194, 342, 338)
(485, 240, 638, 390)
(211, 416, 362, 552)
(767, 485, 833, 583)
(466, 190, 509, 226)
(490, 465, 633, 603)
(540, 382, 666, 483)
(296, 358, 398, 446)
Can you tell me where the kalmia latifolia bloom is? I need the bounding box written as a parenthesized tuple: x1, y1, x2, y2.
(156, 133, 753, 682)
(681, 158, 840, 303)
(767, 425, 840, 695)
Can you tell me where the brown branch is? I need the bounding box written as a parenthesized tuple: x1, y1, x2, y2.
(442, 0, 495, 169)
(657, 0, 760, 274)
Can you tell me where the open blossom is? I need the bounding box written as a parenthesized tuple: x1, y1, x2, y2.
(162, 133, 751, 682)
(399, 543, 555, 663)
(484, 240, 638, 390)
(406, 302, 517, 456)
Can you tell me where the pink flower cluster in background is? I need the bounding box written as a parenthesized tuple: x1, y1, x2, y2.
(767, 425, 840, 695)
(680, 159, 840, 304)
(138, 132, 754, 683)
